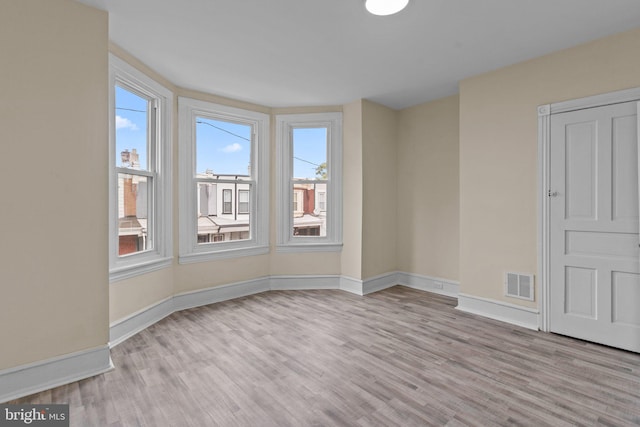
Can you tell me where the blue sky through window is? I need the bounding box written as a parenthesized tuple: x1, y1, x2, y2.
(293, 127, 327, 180)
(196, 118, 252, 176)
(194, 121, 327, 178)
(115, 89, 329, 180)
(115, 85, 148, 169)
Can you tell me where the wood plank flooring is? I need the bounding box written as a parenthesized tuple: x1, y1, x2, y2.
(11, 286, 640, 426)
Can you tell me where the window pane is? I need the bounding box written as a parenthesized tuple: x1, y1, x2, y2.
(223, 189, 232, 214)
(196, 117, 251, 176)
(292, 183, 326, 237)
(197, 182, 251, 244)
(317, 191, 326, 211)
(293, 128, 327, 180)
(118, 173, 151, 255)
(238, 190, 249, 214)
(115, 85, 149, 170)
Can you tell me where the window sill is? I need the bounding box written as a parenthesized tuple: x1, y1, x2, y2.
(109, 256, 173, 283)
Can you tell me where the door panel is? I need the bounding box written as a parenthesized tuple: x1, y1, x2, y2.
(612, 271, 640, 327)
(565, 121, 598, 220)
(550, 101, 640, 353)
(612, 115, 639, 221)
(564, 266, 596, 318)
(565, 230, 638, 259)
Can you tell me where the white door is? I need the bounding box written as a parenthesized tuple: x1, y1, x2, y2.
(549, 101, 640, 353)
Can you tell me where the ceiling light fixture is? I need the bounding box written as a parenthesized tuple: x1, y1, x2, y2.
(365, 0, 409, 16)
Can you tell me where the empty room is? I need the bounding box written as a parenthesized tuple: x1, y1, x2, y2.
(2, 0, 640, 425)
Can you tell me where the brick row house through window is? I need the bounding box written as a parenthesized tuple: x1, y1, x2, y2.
(118, 148, 149, 255)
(292, 183, 326, 236)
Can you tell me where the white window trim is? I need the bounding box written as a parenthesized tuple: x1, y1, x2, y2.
(276, 112, 343, 252)
(109, 54, 173, 282)
(178, 97, 269, 263)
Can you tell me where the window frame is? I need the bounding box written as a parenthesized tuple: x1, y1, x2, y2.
(276, 112, 342, 252)
(178, 97, 269, 263)
(109, 54, 173, 282)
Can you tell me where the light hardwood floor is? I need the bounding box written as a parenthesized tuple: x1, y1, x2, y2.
(12, 286, 640, 426)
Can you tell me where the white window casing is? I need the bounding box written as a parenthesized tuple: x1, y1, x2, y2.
(276, 112, 343, 252)
(178, 97, 269, 263)
(109, 54, 173, 282)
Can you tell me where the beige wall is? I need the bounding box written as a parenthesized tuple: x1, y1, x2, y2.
(0, 0, 109, 369)
(340, 100, 364, 280)
(459, 27, 640, 306)
(361, 101, 398, 279)
(397, 95, 460, 281)
(173, 256, 271, 294)
(110, 270, 174, 323)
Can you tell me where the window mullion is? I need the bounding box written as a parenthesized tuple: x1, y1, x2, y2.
(196, 177, 255, 185)
(116, 167, 154, 178)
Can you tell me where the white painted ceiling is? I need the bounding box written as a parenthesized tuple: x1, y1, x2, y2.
(77, 0, 640, 110)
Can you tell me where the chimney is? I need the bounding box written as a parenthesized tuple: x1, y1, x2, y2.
(123, 177, 137, 217)
(121, 149, 130, 166)
(130, 148, 140, 168)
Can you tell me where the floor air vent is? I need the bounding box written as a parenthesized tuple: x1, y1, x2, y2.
(505, 272, 534, 301)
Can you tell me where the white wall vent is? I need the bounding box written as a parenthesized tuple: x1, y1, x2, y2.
(505, 272, 534, 301)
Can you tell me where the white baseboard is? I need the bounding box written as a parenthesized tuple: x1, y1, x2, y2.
(108, 272, 452, 345)
(0, 346, 113, 403)
(108, 274, 540, 354)
(339, 276, 364, 295)
(339, 272, 400, 296)
(173, 277, 271, 312)
(396, 272, 459, 297)
(270, 275, 340, 291)
(110, 275, 342, 348)
(109, 297, 174, 347)
(362, 272, 399, 295)
(114, 274, 370, 340)
(110, 278, 270, 348)
(456, 293, 539, 330)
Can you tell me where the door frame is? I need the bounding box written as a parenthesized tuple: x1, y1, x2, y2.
(537, 87, 640, 332)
